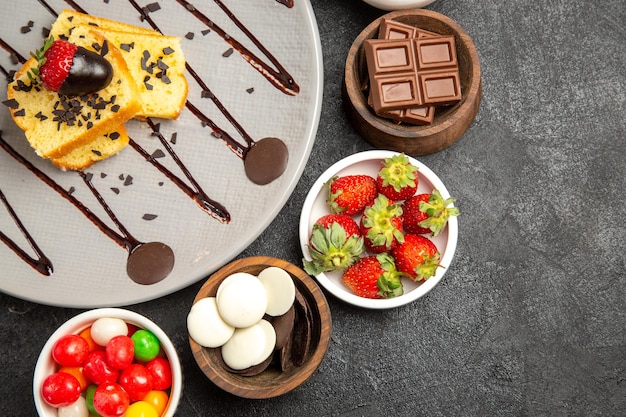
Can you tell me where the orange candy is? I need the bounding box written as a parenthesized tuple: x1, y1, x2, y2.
(58, 366, 89, 391)
(79, 327, 104, 352)
(142, 390, 169, 416)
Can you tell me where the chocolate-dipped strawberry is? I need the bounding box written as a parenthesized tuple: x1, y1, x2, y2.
(28, 36, 113, 96)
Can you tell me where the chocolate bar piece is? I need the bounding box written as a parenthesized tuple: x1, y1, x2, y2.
(378, 18, 439, 40)
(379, 105, 436, 125)
(364, 36, 461, 113)
(375, 19, 437, 125)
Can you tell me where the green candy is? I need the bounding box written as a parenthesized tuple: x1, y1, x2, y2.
(85, 384, 101, 416)
(131, 329, 160, 362)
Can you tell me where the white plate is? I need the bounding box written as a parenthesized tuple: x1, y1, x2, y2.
(299, 150, 458, 309)
(0, 0, 322, 307)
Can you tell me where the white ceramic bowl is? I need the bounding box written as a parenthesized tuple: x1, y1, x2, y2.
(33, 308, 182, 416)
(362, 0, 437, 11)
(299, 150, 458, 309)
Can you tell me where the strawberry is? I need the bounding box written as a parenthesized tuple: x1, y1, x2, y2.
(341, 253, 404, 299)
(28, 36, 113, 96)
(326, 175, 377, 216)
(360, 194, 404, 253)
(376, 153, 418, 201)
(403, 190, 459, 236)
(303, 214, 364, 275)
(392, 234, 441, 281)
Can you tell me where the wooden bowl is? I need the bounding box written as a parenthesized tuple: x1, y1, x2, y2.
(189, 256, 332, 399)
(343, 9, 482, 155)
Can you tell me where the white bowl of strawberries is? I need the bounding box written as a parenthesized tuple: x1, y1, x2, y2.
(299, 150, 458, 309)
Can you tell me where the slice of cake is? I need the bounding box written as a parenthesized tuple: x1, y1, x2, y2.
(51, 10, 188, 119)
(50, 124, 130, 171)
(51, 9, 160, 38)
(7, 27, 141, 159)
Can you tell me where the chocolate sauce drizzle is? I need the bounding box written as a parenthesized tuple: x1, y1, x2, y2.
(0, 135, 174, 284)
(123, 0, 291, 181)
(0, 187, 53, 276)
(132, 118, 230, 222)
(0, 0, 301, 281)
(275, 0, 295, 8)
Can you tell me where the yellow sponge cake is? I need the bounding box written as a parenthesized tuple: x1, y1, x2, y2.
(7, 27, 140, 159)
(51, 10, 188, 119)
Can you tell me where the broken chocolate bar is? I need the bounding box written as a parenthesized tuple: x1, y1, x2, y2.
(375, 19, 438, 125)
(364, 35, 461, 113)
(378, 18, 439, 40)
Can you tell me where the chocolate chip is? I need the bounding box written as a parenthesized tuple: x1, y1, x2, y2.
(2, 99, 19, 109)
(120, 42, 135, 52)
(151, 149, 166, 159)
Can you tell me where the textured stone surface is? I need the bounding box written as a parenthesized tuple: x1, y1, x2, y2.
(1, 0, 625, 416)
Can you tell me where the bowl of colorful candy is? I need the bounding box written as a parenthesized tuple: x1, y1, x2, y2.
(343, 9, 481, 155)
(188, 256, 332, 399)
(33, 308, 182, 417)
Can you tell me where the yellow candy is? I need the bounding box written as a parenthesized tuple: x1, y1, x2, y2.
(142, 391, 169, 417)
(124, 401, 158, 417)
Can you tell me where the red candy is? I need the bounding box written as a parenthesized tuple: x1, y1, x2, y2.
(93, 382, 130, 417)
(41, 371, 82, 407)
(83, 351, 119, 385)
(119, 364, 153, 402)
(52, 334, 89, 367)
(106, 335, 135, 370)
(146, 357, 172, 390)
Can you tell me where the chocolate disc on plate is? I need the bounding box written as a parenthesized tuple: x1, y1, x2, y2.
(127, 241, 175, 285)
(244, 137, 289, 185)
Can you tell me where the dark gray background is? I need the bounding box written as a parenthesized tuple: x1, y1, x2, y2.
(2, 0, 625, 415)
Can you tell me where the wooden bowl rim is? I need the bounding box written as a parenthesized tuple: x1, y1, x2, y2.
(343, 9, 481, 152)
(189, 256, 332, 399)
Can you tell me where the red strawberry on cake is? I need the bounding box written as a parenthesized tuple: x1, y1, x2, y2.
(29, 36, 113, 96)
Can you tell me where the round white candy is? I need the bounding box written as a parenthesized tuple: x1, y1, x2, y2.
(221, 319, 276, 370)
(255, 319, 277, 366)
(187, 297, 235, 348)
(258, 266, 296, 316)
(215, 272, 255, 305)
(90, 317, 128, 346)
(57, 394, 89, 417)
(216, 273, 267, 328)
